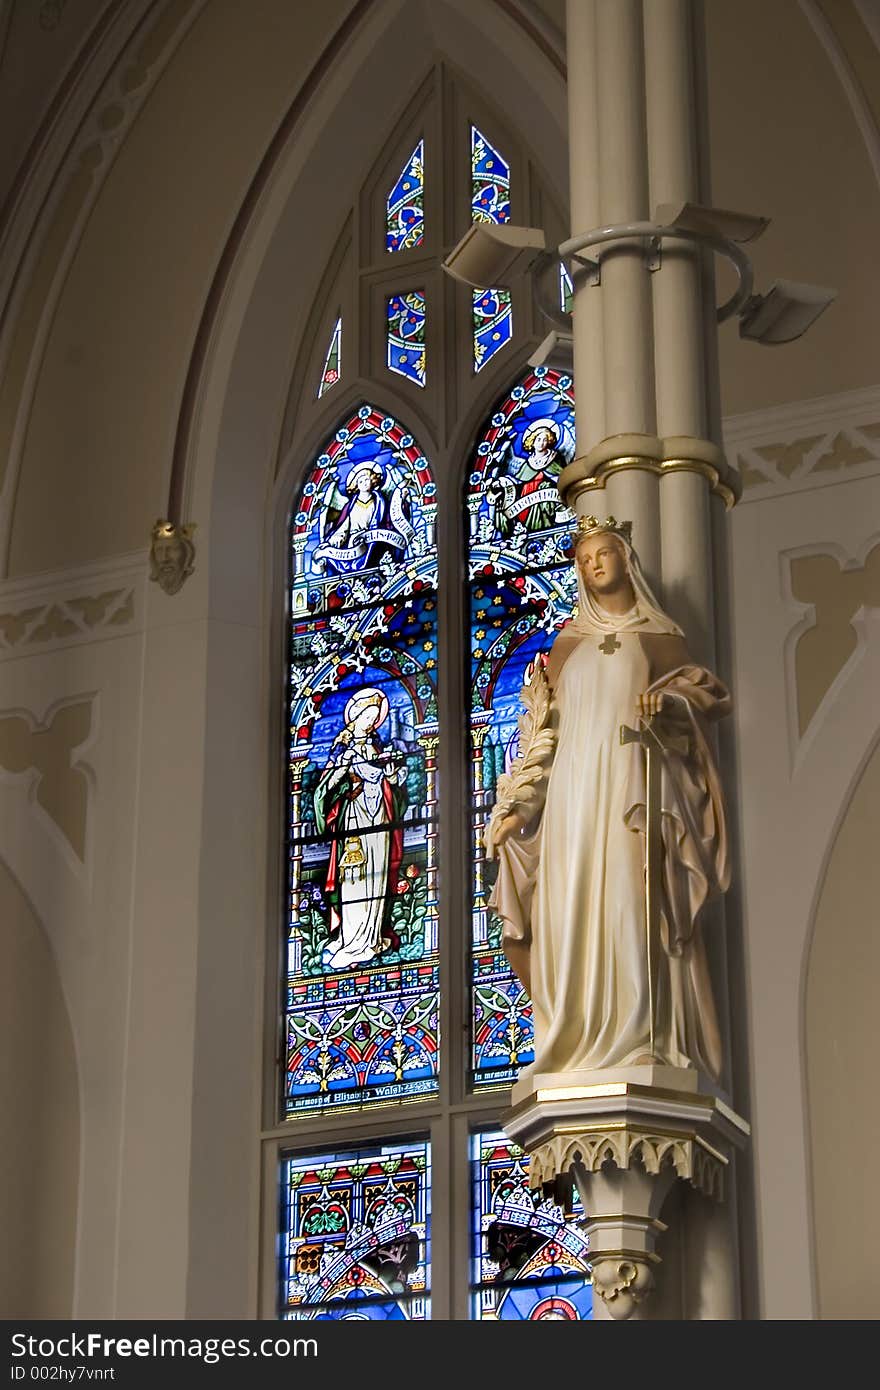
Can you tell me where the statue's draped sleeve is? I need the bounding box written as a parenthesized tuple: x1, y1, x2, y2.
(484, 658, 557, 967)
(622, 663, 731, 956)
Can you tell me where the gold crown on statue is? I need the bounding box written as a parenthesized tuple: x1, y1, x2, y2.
(572, 514, 633, 545)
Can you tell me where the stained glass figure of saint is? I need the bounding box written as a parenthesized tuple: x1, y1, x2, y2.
(286, 406, 439, 1114)
(316, 688, 409, 970)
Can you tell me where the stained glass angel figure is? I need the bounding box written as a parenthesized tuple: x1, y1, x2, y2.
(314, 462, 414, 576)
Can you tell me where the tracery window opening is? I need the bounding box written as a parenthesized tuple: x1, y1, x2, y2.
(269, 67, 580, 1320)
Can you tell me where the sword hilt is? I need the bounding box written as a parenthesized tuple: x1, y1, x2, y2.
(620, 714, 690, 755)
(619, 722, 645, 747)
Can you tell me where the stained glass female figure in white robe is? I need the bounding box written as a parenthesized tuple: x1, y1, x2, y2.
(315, 688, 408, 969)
(486, 518, 730, 1081)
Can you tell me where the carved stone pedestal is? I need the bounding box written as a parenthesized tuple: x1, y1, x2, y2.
(504, 1067, 750, 1320)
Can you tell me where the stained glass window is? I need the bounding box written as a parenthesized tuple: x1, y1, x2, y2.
(470, 1131, 592, 1320)
(282, 1139, 431, 1319)
(286, 405, 439, 1114)
(387, 291, 426, 387)
(318, 316, 342, 397)
(471, 127, 510, 225)
(559, 262, 573, 314)
(473, 288, 513, 372)
(386, 140, 425, 253)
(467, 366, 576, 1088)
(470, 126, 512, 372)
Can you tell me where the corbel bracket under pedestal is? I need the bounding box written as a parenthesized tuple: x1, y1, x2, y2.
(503, 1070, 750, 1320)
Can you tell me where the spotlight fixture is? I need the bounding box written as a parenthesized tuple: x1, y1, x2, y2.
(443, 204, 835, 347)
(442, 223, 546, 288)
(738, 279, 837, 345)
(528, 330, 574, 371)
(654, 201, 770, 244)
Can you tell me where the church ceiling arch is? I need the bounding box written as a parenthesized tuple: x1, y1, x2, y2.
(2, 0, 879, 580)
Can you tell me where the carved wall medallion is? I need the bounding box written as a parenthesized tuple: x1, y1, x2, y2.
(149, 520, 196, 596)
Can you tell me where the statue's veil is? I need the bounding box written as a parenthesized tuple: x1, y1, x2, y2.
(572, 532, 683, 637)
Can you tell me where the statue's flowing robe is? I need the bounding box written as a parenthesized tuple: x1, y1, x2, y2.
(490, 628, 729, 1080)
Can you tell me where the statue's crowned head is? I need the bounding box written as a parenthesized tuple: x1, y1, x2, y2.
(569, 515, 683, 637)
(571, 514, 633, 551)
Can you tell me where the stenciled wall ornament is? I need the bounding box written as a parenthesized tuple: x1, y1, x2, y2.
(0, 698, 93, 859)
(788, 540, 880, 736)
(0, 586, 134, 654)
(725, 392, 880, 501)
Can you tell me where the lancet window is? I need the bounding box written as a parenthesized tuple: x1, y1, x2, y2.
(272, 69, 589, 1321)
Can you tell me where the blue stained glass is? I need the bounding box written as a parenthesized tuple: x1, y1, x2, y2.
(387, 291, 426, 387)
(467, 368, 576, 1088)
(470, 126, 512, 370)
(386, 140, 425, 252)
(471, 126, 510, 226)
(470, 1131, 592, 1320)
(286, 406, 439, 1114)
(317, 316, 342, 397)
(473, 287, 512, 372)
(282, 1139, 431, 1320)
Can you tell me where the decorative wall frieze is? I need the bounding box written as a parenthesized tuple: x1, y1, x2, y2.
(0, 551, 145, 660)
(723, 386, 880, 503)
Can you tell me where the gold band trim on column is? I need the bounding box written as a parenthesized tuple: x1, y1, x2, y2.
(559, 454, 738, 510)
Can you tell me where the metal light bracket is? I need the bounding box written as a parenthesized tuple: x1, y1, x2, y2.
(532, 220, 755, 333)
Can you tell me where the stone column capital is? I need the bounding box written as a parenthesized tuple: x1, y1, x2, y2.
(558, 433, 739, 510)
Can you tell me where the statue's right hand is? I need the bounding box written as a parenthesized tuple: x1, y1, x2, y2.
(490, 810, 526, 849)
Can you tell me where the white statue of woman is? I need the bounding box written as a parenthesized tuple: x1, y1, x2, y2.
(485, 517, 730, 1081)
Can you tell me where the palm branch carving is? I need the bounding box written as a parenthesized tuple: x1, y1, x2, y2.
(484, 656, 556, 857)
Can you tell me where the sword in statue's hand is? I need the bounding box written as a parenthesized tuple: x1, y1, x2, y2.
(620, 699, 690, 1063)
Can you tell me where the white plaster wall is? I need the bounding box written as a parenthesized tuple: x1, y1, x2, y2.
(0, 552, 146, 1315)
(806, 738, 880, 1318)
(726, 387, 880, 1317)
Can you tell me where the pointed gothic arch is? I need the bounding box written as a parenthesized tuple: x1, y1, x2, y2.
(267, 54, 591, 1321)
